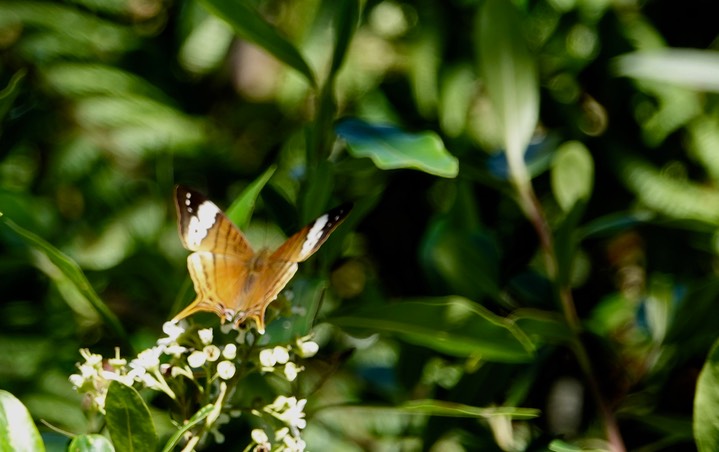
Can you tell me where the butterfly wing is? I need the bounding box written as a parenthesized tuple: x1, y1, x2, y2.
(174, 186, 255, 323)
(238, 203, 353, 332)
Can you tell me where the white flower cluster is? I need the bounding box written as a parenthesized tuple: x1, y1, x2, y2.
(69, 321, 320, 450)
(250, 396, 308, 451)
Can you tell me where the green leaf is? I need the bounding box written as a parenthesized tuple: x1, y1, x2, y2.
(0, 390, 45, 452)
(511, 309, 573, 345)
(330, 400, 538, 419)
(614, 49, 719, 93)
(0, 216, 126, 339)
(198, 0, 316, 86)
(695, 337, 719, 451)
(161, 404, 214, 452)
(551, 141, 594, 211)
(68, 434, 114, 452)
(336, 118, 458, 178)
(476, 0, 538, 184)
(330, 297, 534, 362)
(105, 381, 158, 452)
(420, 216, 501, 302)
(226, 165, 276, 230)
(329, 0, 360, 75)
(0, 69, 26, 125)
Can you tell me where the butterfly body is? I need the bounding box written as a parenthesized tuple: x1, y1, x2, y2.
(174, 186, 351, 333)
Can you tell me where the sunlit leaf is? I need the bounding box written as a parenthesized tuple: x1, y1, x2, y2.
(198, 0, 316, 86)
(331, 297, 534, 362)
(476, 0, 539, 186)
(226, 165, 276, 230)
(0, 390, 45, 452)
(551, 141, 594, 211)
(336, 118, 458, 178)
(68, 434, 114, 452)
(615, 49, 719, 93)
(105, 381, 158, 452)
(695, 338, 719, 451)
(0, 216, 125, 338)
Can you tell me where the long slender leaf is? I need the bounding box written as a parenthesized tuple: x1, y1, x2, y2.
(161, 404, 214, 452)
(0, 215, 126, 339)
(694, 337, 719, 451)
(198, 0, 315, 86)
(330, 297, 534, 362)
(321, 400, 539, 419)
(226, 165, 276, 230)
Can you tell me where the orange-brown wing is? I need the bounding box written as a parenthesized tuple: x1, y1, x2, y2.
(236, 203, 353, 332)
(175, 185, 253, 258)
(174, 186, 254, 323)
(173, 252, 250, 323)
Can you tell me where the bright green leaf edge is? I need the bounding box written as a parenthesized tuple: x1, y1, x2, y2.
(0, 213, 126, 339)
(336, 119, 459, 178)
(694, 337, 719, 451)
(68, 434, 114, 452)
(161, 404, 214, 452)
(226, 165, 276, 230)
(0, 390, 45, 452)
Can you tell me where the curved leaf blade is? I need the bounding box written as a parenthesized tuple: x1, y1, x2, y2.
(226, 165, 276, 230)
(336, 118, 458, 178)
(0, 390, 45, 452)
(0, 216, 126, 339)
(199, 0, 315, 86)
(330, 297, 534, 362)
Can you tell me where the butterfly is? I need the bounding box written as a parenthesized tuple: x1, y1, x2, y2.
(173, 185, 352, 333)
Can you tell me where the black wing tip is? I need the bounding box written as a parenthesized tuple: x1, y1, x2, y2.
(328, 202, 354, 222)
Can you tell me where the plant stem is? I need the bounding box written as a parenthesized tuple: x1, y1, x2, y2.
(515, 181, 625, 452)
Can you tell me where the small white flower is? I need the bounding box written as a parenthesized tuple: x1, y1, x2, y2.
(296, 339, 319, 358)
(251, 428, 269, 444)
(158, 321, 186, 346)
(204, 345, 221, 362)
(283, 362, 301, 382)
(134, 347, 162, 371)
(222, 343, 237, 360)
(198, 328, 214, 345)
(259, 349, 277, 368)
(79, 348, 103, 366)
(69, 374, 84, 389)
(217, 361, 236, 380)
(164, 344, 188, 357)
(188, 350, 207, 368)
(273, 346, 290, 364)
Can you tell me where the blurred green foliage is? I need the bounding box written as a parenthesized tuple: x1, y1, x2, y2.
(3, 0, 719, 450)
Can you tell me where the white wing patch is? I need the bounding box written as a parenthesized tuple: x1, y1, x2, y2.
(300, 214, 329, 259)
(186, 200, 220, 248)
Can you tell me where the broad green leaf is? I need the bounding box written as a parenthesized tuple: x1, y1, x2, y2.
(330, 297, 534, 362)
(551, 141, 594, 211)
(476, 0, 538, 187)
(68, 434, 114, 452)
(0, 390, 45, 452)
(336, 118, 458, 178)
(105, 381, 158, 452)
(226, 165, 276, 230)
(695, 338, 719, 451)
(259, 277, 326, 346)
(161, 404, 213, 452)
(615, 49, 719, 92)
(198, 0, 316, 86)
(0, 216, 126, 339)
(511, 309, 573, 345)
